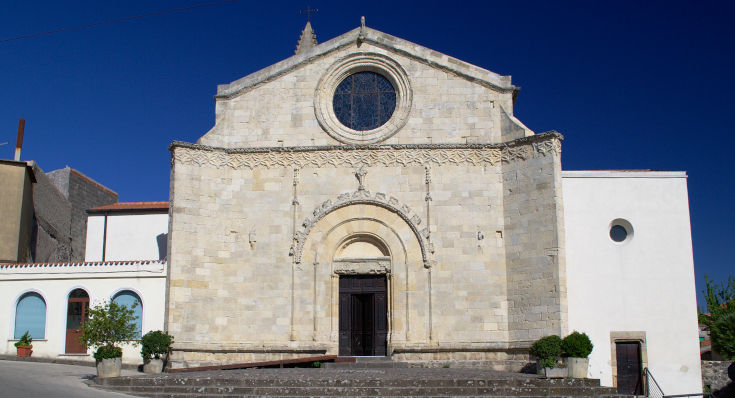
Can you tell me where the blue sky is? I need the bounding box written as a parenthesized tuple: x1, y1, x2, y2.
(1, 1, 732, 308)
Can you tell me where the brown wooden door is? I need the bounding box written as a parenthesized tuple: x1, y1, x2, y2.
(616, 342, 643, 395)
(339, 275, 387, 356)
(65, 289, 89, 354)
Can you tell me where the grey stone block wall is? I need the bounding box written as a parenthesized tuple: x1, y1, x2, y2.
(46, 168, 70, 197)
(30, 165, 72, 262)
(67, 169, 117, 261)
(27, 166, 117, 262)
(701, 360, 733, 392)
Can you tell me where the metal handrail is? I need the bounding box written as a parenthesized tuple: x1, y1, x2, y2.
(645, 367, 665, 398)
(644, 367, 713, 398)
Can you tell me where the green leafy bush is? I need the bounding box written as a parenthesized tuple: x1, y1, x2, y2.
(562, 331, 593, 358)
(699, 275, 735, 360)
(530, 335, 562, 368)
(710, 312, 735, 359)
(79, 300, 139, 362)
(14, 331, 32, 348)
(94, 345, 123, 361)
(141, 330, 174, 361)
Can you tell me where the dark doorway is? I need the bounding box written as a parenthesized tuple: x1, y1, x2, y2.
(65, 289, 89, 354)
(339, 275, 387, 356)
(616, 342, 643, 395)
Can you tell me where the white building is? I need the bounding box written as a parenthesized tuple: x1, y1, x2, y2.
(563, 171, 700, 394)
(0, 202, 169, 365)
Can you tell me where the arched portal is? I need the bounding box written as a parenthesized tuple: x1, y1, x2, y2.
(297, 202, 430, 356)
(334, 235, 389, 356)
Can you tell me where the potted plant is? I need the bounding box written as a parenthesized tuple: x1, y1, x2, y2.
(141, 330, 174, 374)
(562, 331, 594, 378)
(530, 335, 566, 378)
(14, 331, 33, 357)
(79, 300, 139, 378)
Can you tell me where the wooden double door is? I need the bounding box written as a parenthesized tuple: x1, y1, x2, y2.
(338, 275, 387, 356)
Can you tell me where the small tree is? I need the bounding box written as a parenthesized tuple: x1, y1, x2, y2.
(79, 300, 139, 361)
(699, 275, 735, 360)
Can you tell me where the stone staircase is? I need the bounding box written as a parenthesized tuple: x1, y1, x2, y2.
(92, 367, 634, 397)
(322, 356, 410, 369)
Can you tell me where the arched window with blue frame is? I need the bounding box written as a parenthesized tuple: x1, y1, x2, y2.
(15, 292, 46, 339)
(112, 290, 142, 338)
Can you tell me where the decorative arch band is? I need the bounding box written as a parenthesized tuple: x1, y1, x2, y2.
(292, 189, 430, 268)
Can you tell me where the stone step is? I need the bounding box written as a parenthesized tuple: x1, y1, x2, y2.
(100, 393, 633, 398)
(99, 383, 620, 396)
(322, 361, 409, 369)
(98, 376, 606, 388)
(92, 368, 632, 397)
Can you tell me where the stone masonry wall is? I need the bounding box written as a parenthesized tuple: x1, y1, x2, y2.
(67, 169, 118, 261)
(167, 133, 562, 367)
(502, 140, 567, 342)
(702, 360, 734, 392)
(199, 41, 521, 149)
(46, 167, 118, 261)
(31, 165, 72, 262)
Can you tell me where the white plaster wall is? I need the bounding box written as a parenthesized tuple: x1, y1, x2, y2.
(563, 171, 701, 394)
(0, 265, 166, 365)
(85, 213, 169, 262)
(85, 215, 105, 261)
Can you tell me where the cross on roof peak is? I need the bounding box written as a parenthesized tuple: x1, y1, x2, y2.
(300, 6, 318, 23)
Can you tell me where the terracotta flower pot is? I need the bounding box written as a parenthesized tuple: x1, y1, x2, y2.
(16, 345, 32, 357)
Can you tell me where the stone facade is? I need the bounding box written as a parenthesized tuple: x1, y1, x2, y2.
(167, 25, 566, 369)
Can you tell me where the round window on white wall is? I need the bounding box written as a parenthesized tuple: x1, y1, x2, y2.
(609, 218, 633, 244)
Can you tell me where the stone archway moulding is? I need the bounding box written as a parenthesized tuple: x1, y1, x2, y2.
(291, 189, 431, 268)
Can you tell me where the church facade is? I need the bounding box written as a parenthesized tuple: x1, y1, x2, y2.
(166, 22, 701, 393)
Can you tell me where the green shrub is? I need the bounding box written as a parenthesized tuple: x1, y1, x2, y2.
(562, 331, 593, 358)
(710, 312, 735, 360)
(79, 300, 139, 362)
(14, 331, 32, 348)
(530, 335, 562, 368)
(94, 345, 123, 361)
(141, 330, 174, 361)
(699, 275, 735, 360)
(310, 361, 322, 368)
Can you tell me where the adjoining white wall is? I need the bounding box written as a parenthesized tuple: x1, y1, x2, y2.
(85, 213, 168, 262)
(0, 261, 166, 365)
(563, 171, 701, 394)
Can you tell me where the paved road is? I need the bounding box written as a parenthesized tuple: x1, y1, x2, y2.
(0, 360, 138, 398)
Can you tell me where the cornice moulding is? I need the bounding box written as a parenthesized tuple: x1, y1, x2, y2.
(170, 131, 562, 170)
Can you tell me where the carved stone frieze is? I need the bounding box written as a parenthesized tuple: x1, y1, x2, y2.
(170, 132, 563, 170)
(333, 259, 391, 275)
(292, 189, 429, 268)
